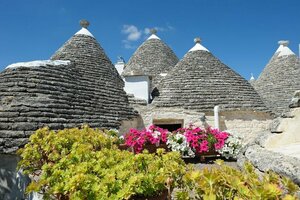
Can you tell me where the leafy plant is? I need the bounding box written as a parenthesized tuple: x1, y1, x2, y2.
(18, 126, 186, 199)
(176, 160, 299, 200)
(18, 125, 115, 177)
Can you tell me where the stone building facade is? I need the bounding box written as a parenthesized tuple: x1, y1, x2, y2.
(1, 21, 299, 198)
(123, 36, 273, 144)
(0, 21, 140, 199)
(0, 21, 139, 154)
(122, 29, 179, 103)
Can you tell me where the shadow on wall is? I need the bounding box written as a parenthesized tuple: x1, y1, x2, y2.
(0, 154, 30, 200)
(119, 115, 145, 134)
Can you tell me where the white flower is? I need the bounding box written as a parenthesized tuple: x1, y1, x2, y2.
(152, 131, 161, 139)
(167, 133, 195, 158)
(217, 133, 242, 159)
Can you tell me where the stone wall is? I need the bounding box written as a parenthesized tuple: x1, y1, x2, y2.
(0, 62, 139, 153)
(264, 107, 300, 148)
(131, 105, 272, 145)
(119, 116, 145, 134)
(237, 107, 300, 186)
(138, 106, 206, 128)
(0, 28, 139, 150)
(221, 110, 272, 144)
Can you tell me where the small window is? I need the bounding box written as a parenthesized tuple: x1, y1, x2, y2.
(153, 119, 184, 132)
(155, 124, 182, 132)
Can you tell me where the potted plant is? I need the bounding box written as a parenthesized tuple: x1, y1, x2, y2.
(122, 125, 170, 153)
(216, 130, 242, 160)
(167, 125, 230, 161)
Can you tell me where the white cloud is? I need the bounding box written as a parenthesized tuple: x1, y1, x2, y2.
(122, 40, 136, 49)
(144, 25, 175, 35)
(166, 24, 175, 31)
(121, 24, 175, 49)
(144, 28, 151, 35)
(122, 25, 142, 41)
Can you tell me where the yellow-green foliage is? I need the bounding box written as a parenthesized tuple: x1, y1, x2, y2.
(18, 126, 186, 200)
(18, 126, 299, 199)
(176, 160, 299, 200)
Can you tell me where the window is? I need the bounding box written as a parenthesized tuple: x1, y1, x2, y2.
(153, 119, 184, 132)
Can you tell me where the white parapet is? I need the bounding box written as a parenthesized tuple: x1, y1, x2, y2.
(124, 76, 150, 102)
(115, 61, 125, 75)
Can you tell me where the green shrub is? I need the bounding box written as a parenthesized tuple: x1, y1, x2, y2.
(18, 126, 186, 199)
(176, 160, 299, 200)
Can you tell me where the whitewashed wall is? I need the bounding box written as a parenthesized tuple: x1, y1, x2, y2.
(124, 76, 150, 102)
(115, 61, 125, 75)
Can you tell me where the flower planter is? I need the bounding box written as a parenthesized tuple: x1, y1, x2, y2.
(182, 151, 220, 163)
(143, 143, 169, 154)
(117, 144, 133, 152)
(130, 189, 168, 200)
(118, 144, 169, 154)
(196, 151, 220, 162)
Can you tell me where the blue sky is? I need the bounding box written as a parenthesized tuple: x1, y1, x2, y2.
(0, 0, 299, 80)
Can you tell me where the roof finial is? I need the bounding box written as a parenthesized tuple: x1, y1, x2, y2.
(194, 37, 201, 44)
(278, 40, 289, 46)
(147, 29, 160, 40)
(150, 28, 157, 35)
(80, 19, 90, 28)
(75, 19, 94, 37)
(189, 37, 209, 52)
(250, 73, 255, 80)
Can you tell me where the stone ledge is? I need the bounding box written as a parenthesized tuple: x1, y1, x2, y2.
(238, 142, 300, 185)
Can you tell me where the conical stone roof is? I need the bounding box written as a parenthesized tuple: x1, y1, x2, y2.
(254, 40, 300, 115)
(153, 38, 268, 113)
(51, 24, 123, 86)
(0, 20, 137, 153)
(122, 29, 179, 89)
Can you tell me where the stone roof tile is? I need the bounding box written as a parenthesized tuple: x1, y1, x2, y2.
(153, 41, 268, 113)
(0, 22, 137, 153)
(254, 41, 300, 115)
(122, 33, 178, 89)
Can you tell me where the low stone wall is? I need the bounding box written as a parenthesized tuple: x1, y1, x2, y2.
(265, 108, 300, 148)
(236, 93, 300, 186)
(237, 132, 300, 186)
(132, 105, 272, 146)
(221, 110, 272, 144)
